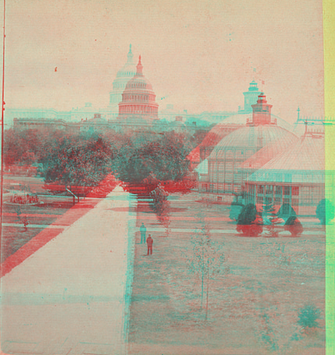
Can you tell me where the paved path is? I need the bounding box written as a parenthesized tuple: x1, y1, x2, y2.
(1, 185, 136, 355)
(3, 223, 67, 229)
(3, 223, 325, 238)
(133, 227, 325, 236)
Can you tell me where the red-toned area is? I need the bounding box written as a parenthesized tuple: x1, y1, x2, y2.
(186, 145, 200, 164)
(236, 224, 263, 237)
(186, 124, 242, 169)
(3, 213, 61, 218)
(121, 183, 155, 195)
(136, 215, 232, 222)
(159, 179, 196, 194)
(0, 174, 118, 277)
(122, 178, 196, 196)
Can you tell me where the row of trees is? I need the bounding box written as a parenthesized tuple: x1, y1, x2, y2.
(42, 137, 114, 192)
(114, 131, 192, 184)
(4, 125, 208, 168)
(5, 127, 203, 195)
(235, 198, 335, 237)
(236, 199, 335, 237)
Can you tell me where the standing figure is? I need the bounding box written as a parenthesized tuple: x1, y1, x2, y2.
(147, 234, 153, 255)
(140, 223, 147, 244)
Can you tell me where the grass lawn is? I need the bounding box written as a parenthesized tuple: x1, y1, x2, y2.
(2, 176, 75, 263)
(128, 192, 325, 355)
(1, 202, 71, 263)
(3, 201, 74, 225)
(1, 226, 47, 262)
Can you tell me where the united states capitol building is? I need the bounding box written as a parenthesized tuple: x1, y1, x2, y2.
(7, 45, 331, 135)
(7, 45, 193, 133)
(3, 45, 253, 133)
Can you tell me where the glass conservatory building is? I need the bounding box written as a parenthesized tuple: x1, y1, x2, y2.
(245, 130, 332, 215)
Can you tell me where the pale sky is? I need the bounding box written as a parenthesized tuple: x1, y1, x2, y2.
(3, 0, 324, 123)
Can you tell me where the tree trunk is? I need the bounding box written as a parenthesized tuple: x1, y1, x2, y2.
(205, 268, 209, 320)
(201, 249, 204, 309)
(201, 269, 204, 309)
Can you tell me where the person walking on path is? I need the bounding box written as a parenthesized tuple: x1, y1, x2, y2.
(147, 235, 153, 255)
(140, 223, 146, 244)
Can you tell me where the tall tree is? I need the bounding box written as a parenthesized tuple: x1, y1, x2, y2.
(149, 185, 171, 236)
(42, 137, 113, 195)
(114, 131, 191, 184)
(260, 199, 281, 237)
(187, 211, 227, 319)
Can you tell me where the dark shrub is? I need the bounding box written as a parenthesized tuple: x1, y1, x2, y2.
(284, 216, 303, 237)
(297, 304, 321, 329)
(237, 204, 257, 225)
(229, 202, 244, 221)
(316, 198, 335, 225)
(277, 203, 296, 220)
(236, 224, 263, 237)
(285, 216, 298, 226)
(236, 204, 263, 237)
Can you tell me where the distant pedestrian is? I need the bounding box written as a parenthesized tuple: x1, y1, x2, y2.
(140, 223, 147, 244)
(147, 235, 153, 255)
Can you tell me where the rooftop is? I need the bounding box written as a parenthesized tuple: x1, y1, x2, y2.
(208, 125, 297, 160)
(247, 133, 326, 184)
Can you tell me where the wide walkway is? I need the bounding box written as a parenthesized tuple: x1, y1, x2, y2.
(1, 185, 136, 355)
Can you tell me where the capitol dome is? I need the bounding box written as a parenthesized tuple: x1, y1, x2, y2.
(118, 56, 159, 121)
(116, 48, 136, 78)
(109, 45, 137, 109)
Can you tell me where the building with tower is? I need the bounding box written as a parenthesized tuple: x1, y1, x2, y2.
(118, 55, 159, 125)
(200, 93, 297, 195)
(245, 125, 330, 216)
(187, 81, 294, 171)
